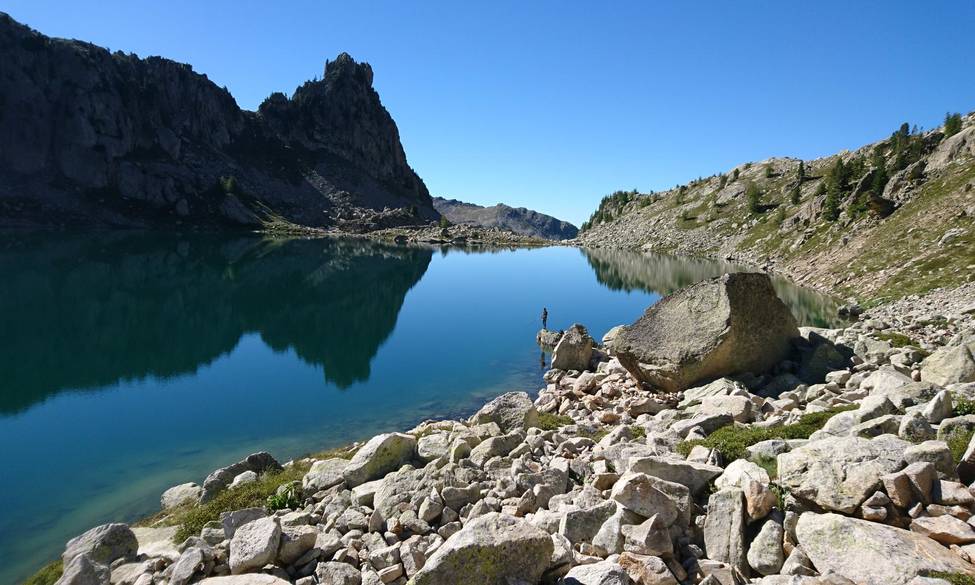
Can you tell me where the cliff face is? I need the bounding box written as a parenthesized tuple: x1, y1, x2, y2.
(577, 113, 975, 304)
(433, 197, 578, 240)
(0, 13, 435, 229)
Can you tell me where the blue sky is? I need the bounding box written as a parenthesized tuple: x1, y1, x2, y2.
(6, 1, 974, 225)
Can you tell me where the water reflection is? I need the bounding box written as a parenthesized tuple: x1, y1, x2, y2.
(581, 247, 839, 327)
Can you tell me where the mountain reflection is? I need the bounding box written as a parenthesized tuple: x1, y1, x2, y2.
(581, 247, 838, 327)
(0, 233, 431, 414)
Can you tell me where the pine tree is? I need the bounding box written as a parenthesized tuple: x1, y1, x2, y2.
(945, 112, 963, 137)
(790, 184, 801, 205)
(797, 160, 805, 182)
(746, 182, 762, 213)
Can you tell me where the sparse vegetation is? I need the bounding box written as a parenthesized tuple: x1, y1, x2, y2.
(929, 572, 975, 585)
(944, 112, 963, 138)
(953, 395, 975, 417)
(23, 560, 63, 585)
(746, 182, 763, 213)
(875, 331, 916, 347)
(535, 412, 573, 430)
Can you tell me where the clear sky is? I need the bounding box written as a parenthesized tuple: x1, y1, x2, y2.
(5, 1, 974, 225)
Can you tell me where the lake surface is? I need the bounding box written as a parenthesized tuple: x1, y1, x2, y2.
(0, 233, 837, 583)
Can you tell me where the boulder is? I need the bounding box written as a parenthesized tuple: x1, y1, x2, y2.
(551, 323, 594, 371)
(747, 518, 785, 576)
(614, 273, 799, 392)
(199, 577, 291, 585)
(277, 524, 318, 565)
(910, 515, 975, 545)
(559, 500, 617, 544)
(407, 513, 553, 585)
(921, 343, 975, 386)
(229, 517, 281, 575)
(562, 560, 631, 584)
(703, 489, 747, 573)
(221, 508, 268, 540)
(610, 472, 687, 526)
(537, 329, 563, 348)
(617, 553, 678, 585)
(316, 562, 362, 585)
(57, 554, 111, 585)
(416, 433, 451, 462)
(63, 523, 138, 566)
(777, 435, 908, 513)
(627, 456, 723, 495)
(342, 433, 417, 488)
(161, 482, 203, 509)
(170, 546, 211, 585)
(470, 391, 539, 432)
(201, 452, 282, 503)
(303, 458, 350, 493)
(796, 512, 975, 585)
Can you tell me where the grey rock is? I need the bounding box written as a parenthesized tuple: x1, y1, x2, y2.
(559, 499, 618, 544)
(610, 472, 687, 526)
(202, 452, 282, 503)
(303, 458, 350, 493)
(922, 343, 975, 386)
(552, 324, 595, 371)
(470, 391, 539, 432)
(278, 524, 318, 566)
(221, 508, 268, 540)
(562, 560, 631, 584)
(342, 433, 417, 487)
(56, 554, 110, 585)
(229, 517, 281, 575)
(63, 523, 138, 566)
(198, 576, 291, 585)
(170, 546, 211, 585)
(316, 561, 362, 585)
(161, 482, 203, 509)
(747, 519, 784, 576)
(627, 456, 723, 495)
(703, 488, 747, 573)
(615, 273, 799, 391)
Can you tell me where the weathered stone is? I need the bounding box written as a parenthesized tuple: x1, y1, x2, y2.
(202, 452, 282, 502)
(563, 560, 631, 584)
(679, 378, 748, 409)
(701, 395, 755, 423)
(161, 483, 203, 509)
(559, 499, 617, 544)
(615, 273, 799, 392)
(777, 435, 907, 513)
(551, 323, 595, 371)
(198, 576, 291, 585)
(316, 561, 362, 585)
(617, 553, 678, 585)
(57, 554, 110, 585)
(796, 512, 975, 585)
(416, 433, 451, 463)
(170, 546, 210, 585)
(408, 513, 553, 585)
(899, 411, 936, 443)
(470, 391, 539, 432)
(703, 489, 747, 572)
(610, 472, 686, 526)
(910, 515, 975, 545)
(627, 456, 722, 495)
(229, 517, 281, 575)
(342, 433, 417, 487)
(622, 514, 672, 557)
(221, 508, 268, 540)
(63, 523, 138, 566)
(277, 524, 318, 566)
(469, 432, 523, 467)
(303, 458, 349, 493)
(747, 519, 784, 576)
(921, 343, 975, 386)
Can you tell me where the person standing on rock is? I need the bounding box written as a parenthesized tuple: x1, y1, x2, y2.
(541, 307, 548, 329)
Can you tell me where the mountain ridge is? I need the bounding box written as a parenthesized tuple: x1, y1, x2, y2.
(432, 196, 578, 240)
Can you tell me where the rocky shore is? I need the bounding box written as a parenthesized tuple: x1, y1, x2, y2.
(41, 272, 975, 585)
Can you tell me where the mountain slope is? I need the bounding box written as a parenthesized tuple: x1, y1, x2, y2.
(433, 197, 578, 240)
(0, 13, 436, 230)
(577, 113, 975, 305)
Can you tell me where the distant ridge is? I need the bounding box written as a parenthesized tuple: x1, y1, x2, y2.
(433, 197, 578, 240)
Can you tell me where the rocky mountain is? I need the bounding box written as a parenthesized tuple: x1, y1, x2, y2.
(433, 197, 578, 240)
(577, 112, 975, 305)
(0, 13, 435, 230)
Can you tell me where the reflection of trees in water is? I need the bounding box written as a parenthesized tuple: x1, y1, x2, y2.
(0, 234, 431, 414)
(581, 247, 838, 327)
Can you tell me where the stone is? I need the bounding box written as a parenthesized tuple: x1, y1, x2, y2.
(627, 456, 723, 495)
(776, 435, 908, 513)
(610, 472, 686, 526)
(617, 553, 678, 585)
(229, 470, 258, 489)
(170, 546, 210, 585)
(592, 510, 627, 555)
(910, 515, 975, 544)
(715, 459, 770, 491)
(57, 554, 111, 585)
(229, 517, 281, 575)
(470, 391, 539, 432)
(701, 394, 755, 422)
(303, 458, 349, 492)
(562, 560, 631, 584)
(922, 390, 953, 424)
(202, 452, 282, 502)
(221, 508, 268, 540)
(622, 514, 672, 557)
(899, 411, 936, 443)
(63, 523, 138, 566)
(552, 323, 595, 371)
(796, 512, 975, 585)
(416, 433, 451, 462)
(614, 273, 799, 392)
(679, 378, 748, 408)
(469, 432, 523, 467)
(161, 482, 203, 509)
(922, 343, 975, 386)
(781, 546, 817, 577)
(342, 433, 417, 487)
(408, 513, 553, 585)
(198, 576, 291, 585)
(537, 328, 563, 348)
(937, 480, 975, 506)
(277, 524, 318, 565)
(559, 499, 618, 544)
(703, 488, 747, 572)
(743, 479, 777, 521)
(747, 519, 784, 576)
(315, 561, 362, 585)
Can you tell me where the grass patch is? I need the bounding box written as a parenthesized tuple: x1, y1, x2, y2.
(875, 331, 917, 348)
(954, 395, 975, 417)
(23, 560, 62, 585)
(171, 464, 310, 543)
(535, 412, 574, 431)
(307, 444, 358, 460)
(946, 428, 975, 465)
(754, 454, 779, 479)
(928, 572, 975, 585)
(629, 425, 646, 440)
(577, 427, 610, 442)
(676, 405, 857, 462)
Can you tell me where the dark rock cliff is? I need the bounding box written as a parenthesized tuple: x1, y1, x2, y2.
(432, 196, 578, 240)
(0, 13, 435, 229)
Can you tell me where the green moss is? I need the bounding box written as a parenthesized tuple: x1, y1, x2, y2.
(928, 572, 975, 585)
(676, 405, 857, 462)
(171, 463, 309, 543)
(875, 331, 916, 348)
(535, 412, 574, 431)
(23, 560, 62, 585)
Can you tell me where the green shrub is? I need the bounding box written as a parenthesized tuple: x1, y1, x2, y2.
(746, 182, 763, 213)
(930, 572, 975, 585)
(953, 395, 975, 417)
(23, 560, 63, 585)
(944, 112, 963, 138)
(875, 331, 916, 348)
(218, 175, 238, 194)
(438, 216, 450, 229)
(946, 428, 975, 465)
(764, 164, 774, 178)
(535, 412, 573, 431)
(790, 184, 801, 205)
(629, 425, 646, 440)
(677, 405, 856, 462)
(267, 481, 302, 511)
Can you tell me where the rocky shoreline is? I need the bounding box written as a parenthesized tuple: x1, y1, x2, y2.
(40, 272, 975, 585)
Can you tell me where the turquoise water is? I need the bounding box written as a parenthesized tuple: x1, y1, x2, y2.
(0, 233, 836, 583)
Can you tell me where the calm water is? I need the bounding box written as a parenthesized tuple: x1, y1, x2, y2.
(0, 233, 837, 583)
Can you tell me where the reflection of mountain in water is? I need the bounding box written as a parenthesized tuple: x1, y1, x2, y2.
(582, 247, 838, 327)
(0, 234, 431, 414)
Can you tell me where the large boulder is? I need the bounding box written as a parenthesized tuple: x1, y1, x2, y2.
(229, 517, 281, 574)
(610, 472, 688, 526)
(470, 391, 539, 432)
(56, 554, 111, 585)
(777, 435, 907, 514)
(407, 513, 553, 585)
(921, 343, 975, 386)
(627, 456, 723, 495)
(796, 512, 975, 585)
(614, 273, 799, 391)
(63, 523, 138, 566)
(562, 560, 631, 584)
(551, 324, 594, 371)
(303, 458, 350, 493)
(703, 489, 747, 573)
(201, 452, 282, 503)
(342, 433, 417, 488)
(199, 577, 291, 585)
(161, 482, 203, 509)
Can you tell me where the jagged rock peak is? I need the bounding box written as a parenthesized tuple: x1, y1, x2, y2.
(325, 52, 374, 87)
